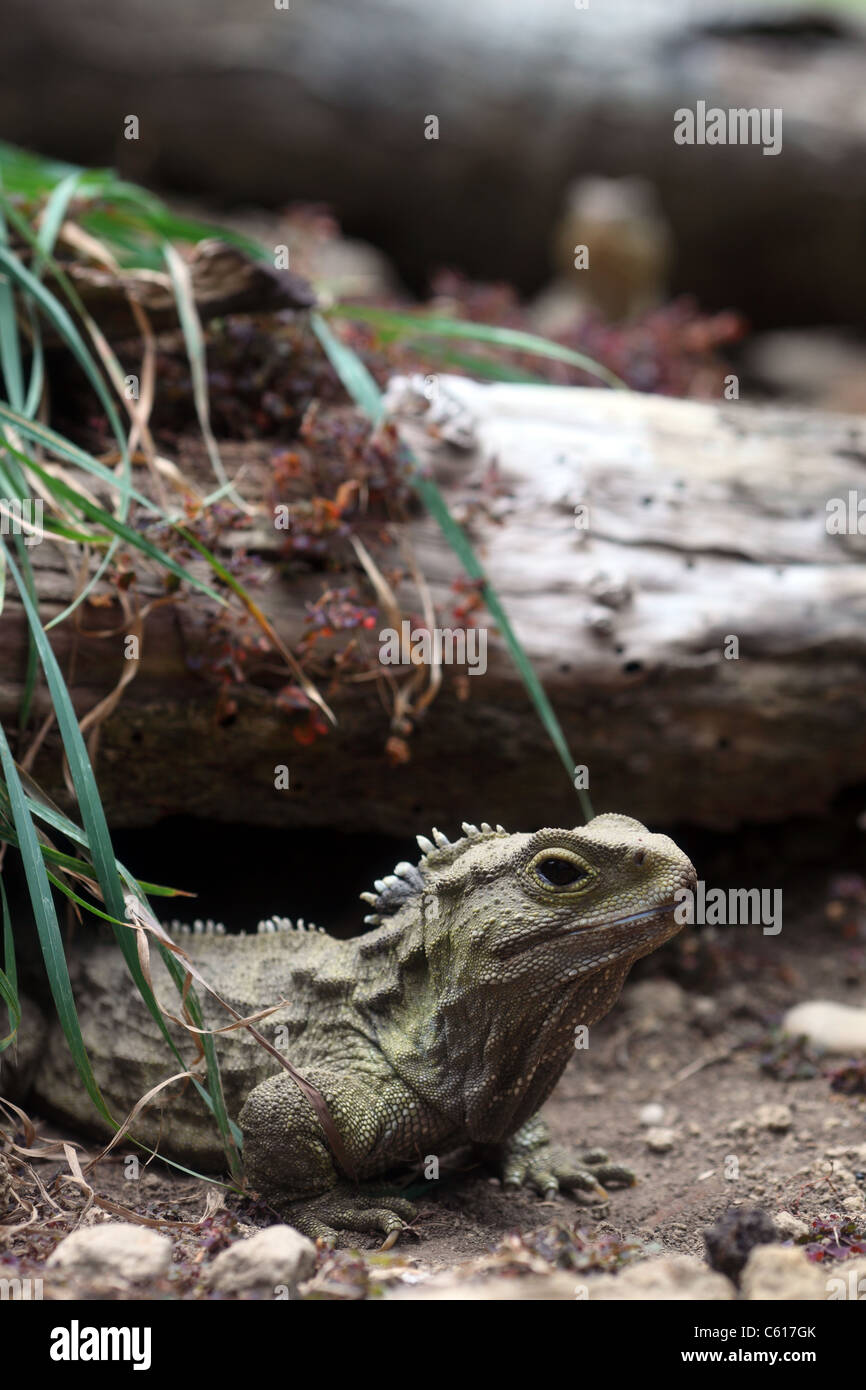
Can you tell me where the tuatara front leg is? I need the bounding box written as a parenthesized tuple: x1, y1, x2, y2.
(239, 1069, 421, 1247)
(498, 1115, 636, 1201)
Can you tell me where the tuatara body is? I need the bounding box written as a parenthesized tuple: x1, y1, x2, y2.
(23, 815, 695, 1243)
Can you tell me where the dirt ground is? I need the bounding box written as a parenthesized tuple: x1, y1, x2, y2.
(3, 832, 865, 1298)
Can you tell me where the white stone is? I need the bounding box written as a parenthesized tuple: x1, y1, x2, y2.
(783, 1000, 866, 1055)
(204, 1224, 316, 1296)
(46, 1222, 171, 1286)
(773, 1211, 810, 1240)
(639, 1102, 665, 1127)
(740, 1244, 825, 1301)
(645, 1126, 678, 1153)
(755, 1103, 793, 1133)
(587, 1254, 734, 1301)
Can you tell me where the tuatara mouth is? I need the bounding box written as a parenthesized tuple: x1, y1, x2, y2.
(497, 899, 684, 959)
(570, 900, 680, 932)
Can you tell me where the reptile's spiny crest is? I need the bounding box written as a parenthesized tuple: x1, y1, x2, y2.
(359, 822, 508, 925)
(166, 916, 325, 937)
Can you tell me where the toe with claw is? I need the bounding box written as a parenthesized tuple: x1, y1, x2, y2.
(282, 1185, 418, 1249)
(499, 1117, 636, 1202)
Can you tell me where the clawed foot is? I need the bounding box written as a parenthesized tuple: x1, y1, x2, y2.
(500, 1118, 636, 1202)
(282, 1184, 418, 1250)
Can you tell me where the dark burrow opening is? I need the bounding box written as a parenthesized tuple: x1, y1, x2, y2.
(4, 789, 864, 972)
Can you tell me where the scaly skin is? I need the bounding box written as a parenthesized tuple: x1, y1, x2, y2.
(25, 814, 695, 1245)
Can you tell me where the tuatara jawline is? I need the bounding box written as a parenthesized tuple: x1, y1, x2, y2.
(24, 814, 695, 1245)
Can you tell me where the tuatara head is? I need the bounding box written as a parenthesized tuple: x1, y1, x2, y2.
(361, 813, 696, 994)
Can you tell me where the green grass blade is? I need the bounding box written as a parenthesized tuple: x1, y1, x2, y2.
(0, 415, 259, 617)
(42, 874, 129, 925)
(2, 548, 238, 1157)
(0, 210, 132, 621)
(1, 852, 236, 1166)
(0, 404, 144, 487)
(0, 964, 20, 1051)
(0, 277, 24, 413)
(22, 454, 227, 607)
(0, 878, 20, 1051)
(0, 469, 40, 726)
(312, 311, 593, 820)
(0, 879, 15, 994)
(0, 308, 24, 412)
(0, 243, 130, 456)
(0, 142, 85, 197)
(0, 431, 229, 614)
(2, 781, 187, 902)
(3, 541, 126, 918)
(326, 303, 627, 391)
(133, 880, 188, 898)
(22, 302, 44, 419)
(163, 243, 242, 507)
(0, 452, 41, 728)
(312, 313, 384, 422)
(156, 940, 242, 1168)
(0, 801, 174, 923)
(12, 540, 38, 731)
(0, 832, 166, 907)
(0, 152, 268, 1164)
(400, 341, 550, 384)
(36, 171, 81, 256)
(0, 719, 113, 1115)
(17, 170, 80, 417)
(410, 467, 593, 820)
(0, 182, 24, 413)
(0, 142, 263, 264)
(0, 218, 133, 624)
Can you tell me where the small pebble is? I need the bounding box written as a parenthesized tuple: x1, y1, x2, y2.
(645, 1127, 677, 1153)
(639, 1102, 665, 1127)
(773, 1211, 810, 1240)
(755, 1103, 793, 1133)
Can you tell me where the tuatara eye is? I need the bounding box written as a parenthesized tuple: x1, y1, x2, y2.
(536, 857, 587, 887)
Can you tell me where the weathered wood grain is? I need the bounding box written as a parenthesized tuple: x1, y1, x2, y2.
(2, 380, 865, 834)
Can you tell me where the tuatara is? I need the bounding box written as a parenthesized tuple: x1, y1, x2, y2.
(21, 814, 695, 1244)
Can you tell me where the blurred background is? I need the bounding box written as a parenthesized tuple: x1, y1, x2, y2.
(1, 0, 865, 406)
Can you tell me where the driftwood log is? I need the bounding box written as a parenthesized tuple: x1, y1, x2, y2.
(2, 379, 865, 836)
(1, 0, 865, 325)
